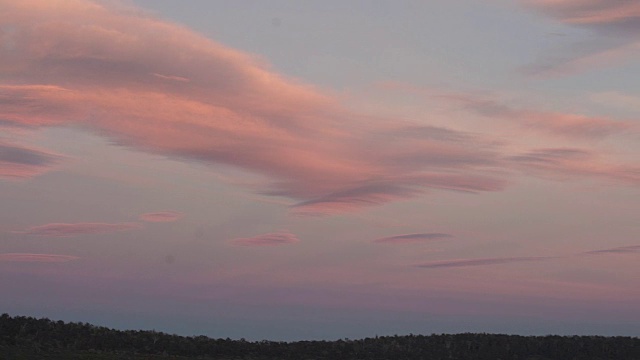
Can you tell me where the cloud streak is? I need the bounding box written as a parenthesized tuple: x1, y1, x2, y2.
(414, 244, 640, 270)
(0, 253, 79, 262)
(139, 211, 183, 223)
(230, 232, 300, 247)
(508, 148, 640, 185)
(415, 256, 552, 269)
(527, 0, 640, 30)
(585, 245, 640, 255)
(19, 222, 142, 237)
(437, 92, 632, 140)
(374, 233, 453, 244)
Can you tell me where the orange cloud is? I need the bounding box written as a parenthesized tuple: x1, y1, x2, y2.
(19, 222, 142, 237)
(0, 253, 79, 262)
(230, 232, 300, 247)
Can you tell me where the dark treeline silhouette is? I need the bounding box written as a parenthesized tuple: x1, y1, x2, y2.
(1, 313, 639, 359)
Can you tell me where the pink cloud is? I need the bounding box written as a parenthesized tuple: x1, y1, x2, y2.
(19, 222, 142, 237)
(0, 142, 61, 179)
(151, 73, 190, 83)
(230, 232, 300, 247)
(0, 253, 79, 262)
(2, 1, 638, 214)
(416, 256, 552, 269)
(508, 147, 640, 185)
(527, 0, 640, 28)
(521, 41, 640, 78)
(373, 233, 453, 244)
(523, 0, 640, 76)
(138, 211, 183, 223)
(437, 92, 632, 140)
(0, 0, 509, 214)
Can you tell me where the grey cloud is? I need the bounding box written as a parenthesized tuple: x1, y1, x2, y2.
(585, 245, 640, 255)
(0, 144, 57, 166)
(0, 142, 61, 179)
(508, 148, 593, 165)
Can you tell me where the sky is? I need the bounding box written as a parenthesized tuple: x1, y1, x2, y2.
(1, 0, 640, 340)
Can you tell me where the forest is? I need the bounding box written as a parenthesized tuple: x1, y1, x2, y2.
(1, 314, 638, 359)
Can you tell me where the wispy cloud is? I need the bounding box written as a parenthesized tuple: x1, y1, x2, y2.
(508, 147, 640, 185)
(0, 142, 61, 179)
(151, 73, 190, 83)
(139, 211, 184, 223)
(18, 222, 142, 237)
(0, 253, 79, 263)
(437, 92, 632, 140)
(414, 245, 640, 269)
(523, 0, 640, 76)
(373, 233, 453, 244)
(585, 245, 640, 255)
(0, 0, 508, 214)
(526, 0, 640, 30)
(380, 83, 634, 140)
(230, 232, 300, 247)
(414, 244, 640, 270)
(415, 256, 552, 269)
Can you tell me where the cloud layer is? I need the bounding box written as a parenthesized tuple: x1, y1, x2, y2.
(1, 0, 638, 215)
(0, 253, 79, 262)
(19, 222, 142, 237)
(230, 232, 300, 247)
(0, 0, 509, 214)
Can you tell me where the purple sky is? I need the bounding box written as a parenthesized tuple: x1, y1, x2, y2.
(1, 0, 639, 340)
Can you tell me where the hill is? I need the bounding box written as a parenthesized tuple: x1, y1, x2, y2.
(1, 313, 638, 359)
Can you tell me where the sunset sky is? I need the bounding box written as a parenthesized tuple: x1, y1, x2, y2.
(1, 0, 639, 340)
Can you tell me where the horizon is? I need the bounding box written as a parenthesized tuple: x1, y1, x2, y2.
(3, 312, 640, 342)
(1, 0, 639, 341)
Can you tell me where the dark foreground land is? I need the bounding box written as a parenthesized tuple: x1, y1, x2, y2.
(1, 314, 638, 360)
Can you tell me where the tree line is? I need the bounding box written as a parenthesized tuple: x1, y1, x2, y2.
(1, 313, 638, 359)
